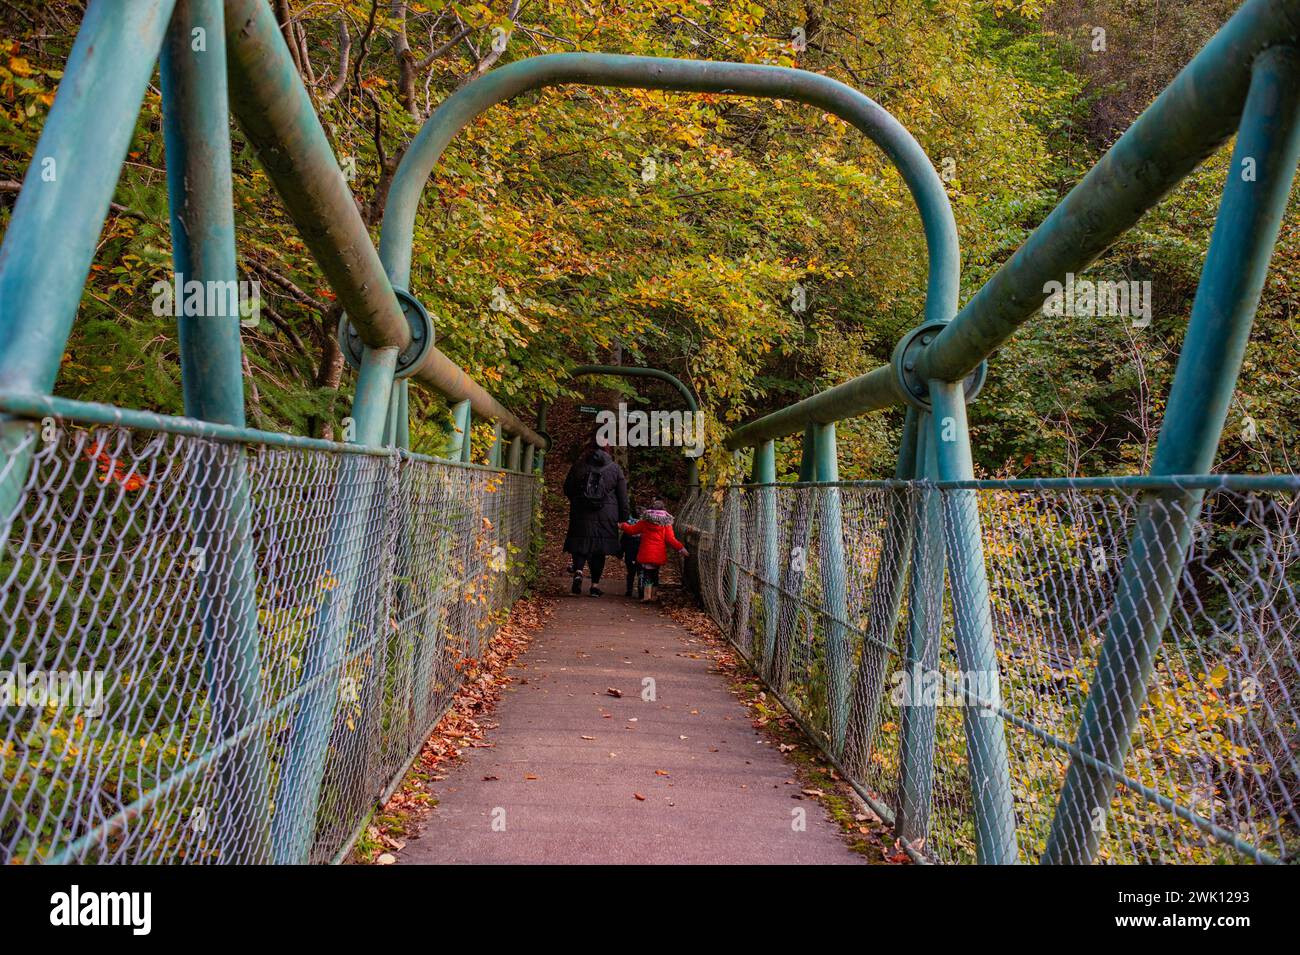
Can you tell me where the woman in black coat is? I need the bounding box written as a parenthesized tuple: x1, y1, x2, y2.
(562, 443, 629, 597)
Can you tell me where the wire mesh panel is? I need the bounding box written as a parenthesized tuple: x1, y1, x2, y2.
(0, 423, 538, 864)
(693, 480, 1299, 865)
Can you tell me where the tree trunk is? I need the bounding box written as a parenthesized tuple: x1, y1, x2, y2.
(311, 310, 346, 440)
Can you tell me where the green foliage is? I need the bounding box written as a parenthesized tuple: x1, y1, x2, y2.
(0, 0, 1296, 477)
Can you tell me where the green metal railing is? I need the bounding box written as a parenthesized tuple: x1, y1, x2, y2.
(0, 0, 544, 865)
(0, 0, 1297, 865)
(680, 474, 1299, 864)
(700, 0, 1300, 865)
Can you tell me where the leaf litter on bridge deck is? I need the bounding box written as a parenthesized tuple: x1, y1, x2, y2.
(388, 575, 890, 864)
(659, 590, 902, 864)
(352, 594, 556, 864)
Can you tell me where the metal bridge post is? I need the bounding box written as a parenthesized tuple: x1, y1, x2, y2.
(507, 435, 522, 472)
(523, 442, 536, 474)
(1044, 43, 1300, 865)
(727, 469, 758, 653)
(929, 381, 1018, 864)
(462, 409, 475, 463)
(770, 425, 817, 690)
(754, 441, 781, 668)
(843, 407, 919, 780)
(727, 446, 772, 653)
(396, 380, 411, 449)
(272, 345, 398, 863)
(489, 422, 504, 469)
(383, 383, 401, 447)
(160, 0, 272, 864)
(724, 451, 743, 605)
(813, 423, 852, 754)
(897, 412, 942, 848)
(535, 404, 547, 473)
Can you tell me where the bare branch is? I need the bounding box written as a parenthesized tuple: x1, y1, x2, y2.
(320, 15, 352, 103)
(454, 0, 522, 91)
(0, 180, 149, 221)
(388, 1, 423, 117)
(256, 300, 311, 355)
(245, 259, 331, 313)
(295, 20, 317, 85)
(417, 24, 474, 72)
(273, 0, 304, 75)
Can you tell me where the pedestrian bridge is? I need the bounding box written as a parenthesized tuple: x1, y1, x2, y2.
(0, 0, 1297, 865)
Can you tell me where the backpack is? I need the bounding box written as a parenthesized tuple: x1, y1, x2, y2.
(581, 463, 608, 509)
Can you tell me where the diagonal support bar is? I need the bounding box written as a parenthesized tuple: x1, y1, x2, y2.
(0, 0, 179, 536)
(930, 381, 1019, 864)
(813, 423, 852, 754)
(843, 406, 920, 779)
(768, 425, 817, 690)
(897, 412, 944, 847)
(754, 441, 780, 668)
(271, 345, 398, 863)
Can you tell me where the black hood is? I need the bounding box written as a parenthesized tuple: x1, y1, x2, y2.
(588, 448, 612, 466)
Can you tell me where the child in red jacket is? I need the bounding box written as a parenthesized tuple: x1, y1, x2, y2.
(619, 499, 687, 601)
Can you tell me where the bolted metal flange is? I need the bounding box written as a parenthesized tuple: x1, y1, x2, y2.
(891, 320, 987, 412)
(338, 288, 435, 379)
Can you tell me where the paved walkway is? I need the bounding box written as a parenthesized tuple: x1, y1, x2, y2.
(398, 579, 862, 864)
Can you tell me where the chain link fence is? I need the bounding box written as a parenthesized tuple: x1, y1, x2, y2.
(0, 423, 539, 864)
(681, 479, 1299, 864)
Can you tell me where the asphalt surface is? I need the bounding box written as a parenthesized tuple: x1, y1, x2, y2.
(397, 579, 863, 865)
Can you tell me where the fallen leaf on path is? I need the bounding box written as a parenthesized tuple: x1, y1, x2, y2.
(633, 792, 646, 801)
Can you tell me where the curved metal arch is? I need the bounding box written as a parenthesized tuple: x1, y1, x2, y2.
(569, 365, 698, 414)
(378, 53, 959, 330)
(560, 364, 702, 487)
